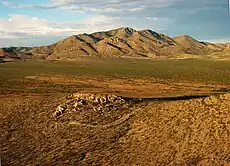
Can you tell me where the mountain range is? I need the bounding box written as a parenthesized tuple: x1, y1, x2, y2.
(1, 27, 229, 61)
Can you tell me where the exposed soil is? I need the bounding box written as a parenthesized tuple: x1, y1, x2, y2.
(25, 75, 230, 98)
(1, 92, 230, 166)
(1, 60, 230, 165)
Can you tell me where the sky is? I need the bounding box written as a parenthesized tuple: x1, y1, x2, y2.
(0, 0, 229, 47)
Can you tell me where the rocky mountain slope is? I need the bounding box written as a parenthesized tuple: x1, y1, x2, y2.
(173, 35, 227, 55)
(0, 47, 33, 61)
(208, 44, 230, 60)
(1, 27, 229, 60)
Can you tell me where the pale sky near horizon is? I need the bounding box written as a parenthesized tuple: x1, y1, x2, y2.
(0, 0, 229, 47)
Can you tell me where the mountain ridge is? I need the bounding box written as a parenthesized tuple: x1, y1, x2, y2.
(1, 27, 229, 61)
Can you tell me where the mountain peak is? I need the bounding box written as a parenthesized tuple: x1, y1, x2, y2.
(174, 35, 197, 41)
(112, 27, 137, 38)
(118, 27, 136, 32)
(138, 29, 159, 37)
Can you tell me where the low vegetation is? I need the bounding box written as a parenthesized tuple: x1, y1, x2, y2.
(0, 59, 230, 96)
(1, 59, 230, 165)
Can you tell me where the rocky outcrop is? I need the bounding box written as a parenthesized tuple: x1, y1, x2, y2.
(53, 93, 126, 117)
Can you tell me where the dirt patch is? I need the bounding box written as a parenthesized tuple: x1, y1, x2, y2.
(1, 92, 230, 165)
(117, 93, 230, 165)
(25, 75, 230, 98)
(0, 93, 134, 166)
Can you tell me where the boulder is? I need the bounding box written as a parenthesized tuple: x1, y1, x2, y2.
(54, 93, 127, 117)
(53, 104, 67, 117)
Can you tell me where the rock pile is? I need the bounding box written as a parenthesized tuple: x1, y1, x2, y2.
(53, 93, 126, 117)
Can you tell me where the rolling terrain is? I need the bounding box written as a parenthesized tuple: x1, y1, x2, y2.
(0, 59, 230, 165)
(1, 27, 230, 165)
(1, 27, 229, 61)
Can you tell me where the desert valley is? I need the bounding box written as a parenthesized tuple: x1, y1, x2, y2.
(0, 27, 230, 166)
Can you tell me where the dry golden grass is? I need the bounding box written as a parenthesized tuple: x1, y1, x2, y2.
(1, 59, 230, 165)
(1, 92, 230, 165)
(25, 74, 230, 98)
